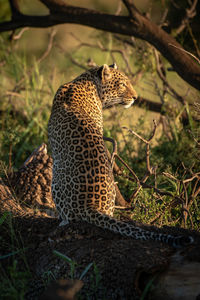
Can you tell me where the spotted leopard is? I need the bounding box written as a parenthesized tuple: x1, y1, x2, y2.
(48, 64, 193, 247)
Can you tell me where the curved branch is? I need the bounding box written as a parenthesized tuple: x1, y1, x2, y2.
(0, 0, 200, 90)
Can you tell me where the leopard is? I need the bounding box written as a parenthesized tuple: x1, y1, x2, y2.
(48, 63, 193, 248)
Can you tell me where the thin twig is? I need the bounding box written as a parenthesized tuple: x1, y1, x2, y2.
(182, 181, 188, 227)
(122, 126, 148, 144)
(115, 154, 140, 185)
(122, 121, 158, 200)
(115, 0, 122, 15)
(183, 173, 200, 183)
(123, 119, 157, 175)
(69, 33, 136, 77)
(172, 0, 198, 37)
(103, 136, 118, 169)
(10, 28, 56, 94)
(37, 28, 56, 64)
(192, 184, 200, 199)
(10, 27, 29, 40)
(154, 49, 186, 104)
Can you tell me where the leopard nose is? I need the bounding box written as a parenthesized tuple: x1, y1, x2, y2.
(132, 94, 137, 103)
(132, 90, 138, 101)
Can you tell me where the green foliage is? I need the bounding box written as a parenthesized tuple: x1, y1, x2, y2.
(53, 250, 93, 281)
(53, 250, 105, 299)
(0, 35, 53, 168)
(109, 112, 200, 230)
(0, 260, 30, 300)
(140, 274, 157, 300)
(53, 250, 78, 280)
(153, 131, 197, 173)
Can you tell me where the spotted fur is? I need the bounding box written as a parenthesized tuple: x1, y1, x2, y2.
(48, 64, 193, 248)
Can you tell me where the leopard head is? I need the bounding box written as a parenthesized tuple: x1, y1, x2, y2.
(95, 64, 137, 109)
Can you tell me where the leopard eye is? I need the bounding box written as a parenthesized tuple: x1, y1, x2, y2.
(119, 82, 126, 88)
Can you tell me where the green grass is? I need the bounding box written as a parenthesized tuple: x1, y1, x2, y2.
(0, 212, 31, 300)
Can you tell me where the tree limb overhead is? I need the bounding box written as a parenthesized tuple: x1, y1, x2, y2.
(1, 0, 200, 90)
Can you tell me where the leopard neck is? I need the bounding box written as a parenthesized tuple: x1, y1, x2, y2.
(66, 73, 103, 134)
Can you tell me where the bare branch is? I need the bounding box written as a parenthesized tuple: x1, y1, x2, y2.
(37, 28, 56, 64)
(182, 181, 189, 227)
(154, 49, 186, 104)
(173, 0, 198, 37)
(6, 29, 56, 96)
(122, 0, 140, 18)
(115, 0, 122, 16)
(68, 34, 136, 77)
(148, 119, 157, 142)
(103, 137, 118, 169)
(122, 119, 157, 145)
(122, 120, 158, 200)
(193, 184, 200, 199)
(68, 56, 88, 71)
(122, 127, 149, 144)
(115, 154, 140, 186)
(9, 0, 22, 18)
(10, 27, 29, 40)
(183, 173, 200, 184)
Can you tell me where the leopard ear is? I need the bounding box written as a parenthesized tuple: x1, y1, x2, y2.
(96, 65, 103, 80)
(109, 63, 117, 69)
(97, 64, 112, 81)
(102, 64, 112, 82)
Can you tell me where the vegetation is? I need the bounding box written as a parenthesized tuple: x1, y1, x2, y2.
(0, 212, 30, 300)
(0, 0, 200, 299)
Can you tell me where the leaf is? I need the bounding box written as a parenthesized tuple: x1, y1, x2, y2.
(79, 262, 93, 280)
(0, 211, 9, 226)
(53, 250, 73, 263)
